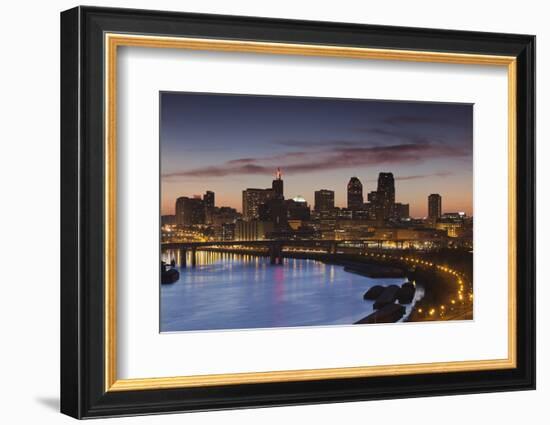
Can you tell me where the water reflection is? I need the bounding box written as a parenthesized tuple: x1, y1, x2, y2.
(160, 250, 422, 332)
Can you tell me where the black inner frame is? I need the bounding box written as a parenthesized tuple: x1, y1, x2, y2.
(60, 6, 535, 419)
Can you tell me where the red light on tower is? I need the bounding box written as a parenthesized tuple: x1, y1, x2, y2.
(276, 167, 282, 180)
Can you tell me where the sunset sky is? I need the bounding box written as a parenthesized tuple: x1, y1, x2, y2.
(160, 92, 473, 217)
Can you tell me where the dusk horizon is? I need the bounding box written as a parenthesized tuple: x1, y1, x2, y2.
(160, 92, 473, 217)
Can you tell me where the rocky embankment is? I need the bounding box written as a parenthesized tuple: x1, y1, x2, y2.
(354, 281, 416, 324)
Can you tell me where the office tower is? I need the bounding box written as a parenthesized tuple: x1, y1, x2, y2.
(272, 168, 284, 199)
(242, 188, 273, 220)
(428, 193, 442, 221)
(376, 172, 395, 220)
(347, 177, 363, 210)
(203, 190, 215, 224)
(314, 189, 335, 212)
(175, 196, 205, 226)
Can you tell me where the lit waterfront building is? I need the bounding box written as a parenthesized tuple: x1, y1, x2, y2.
(314, 189, 335, 212)
(235, 220, 274, 241)
(428, 193, 442, 222)
(436, 212, 470, 238)
(161, 215, 176, 226)
(347, 177, 363, 210)
(175, 196, 205, 226)
(242, 188, 273, 220)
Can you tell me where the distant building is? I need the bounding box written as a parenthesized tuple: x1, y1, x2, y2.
(436, 211, 469, 238)
(211, 206, 241, 226)
(367, 173, 396, 221)
(286, 196, 311, 221)
(242, 188, 273, 220)
(272, 168, 284, 199)
(203, 191, 215, 224)
(352, 205, 376, 221)
(336, 208, 354, 220)
(428, 194, 442, 221)
(221, 223, 235, 241)
(376, 172, 395, 220)
(175, 197, 205, 226)
(335, 220, 375, 240)
(372, 227, 448, 243)
(235, 220, 274, 241)
(435, 221, 464, 238)
(441, 212, 466, 220)
(314, 189, 335, 212)
(367, 173, 398, 221)
(392, 202, 410, 220)
(347, 177, 363, 210)
(161, 215, 176, 226)
(259, 198, 288, 227)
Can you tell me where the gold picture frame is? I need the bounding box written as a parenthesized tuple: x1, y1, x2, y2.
(104, 33, 517, 392)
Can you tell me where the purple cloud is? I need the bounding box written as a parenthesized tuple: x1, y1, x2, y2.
(162, 142, 467, 179)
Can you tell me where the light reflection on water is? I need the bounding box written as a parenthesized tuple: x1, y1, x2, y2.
(160, 250, 421, 333)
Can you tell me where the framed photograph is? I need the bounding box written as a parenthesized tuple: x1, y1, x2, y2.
(60, 6, 535, 419)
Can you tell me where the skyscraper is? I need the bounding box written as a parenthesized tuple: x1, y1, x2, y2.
(314, 189, 335, 212)
(347, 177, 363, 210)
(272, 168, 284, 199)
(428, 194, 442, 221)
(203, 190, 215, 224)
(242, 188, 273, 220)
(175, 196, 205, 226)
(376, 172, 395, 220)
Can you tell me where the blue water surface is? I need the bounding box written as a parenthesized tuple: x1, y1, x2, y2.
(160, 252, 417, 332)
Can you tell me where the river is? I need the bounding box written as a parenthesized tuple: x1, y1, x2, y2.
(160, 251, 423, 332)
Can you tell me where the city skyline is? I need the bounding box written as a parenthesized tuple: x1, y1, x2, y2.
(161, 92, 473, 217)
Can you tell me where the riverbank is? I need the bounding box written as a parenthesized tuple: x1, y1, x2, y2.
(160, 252, 399, 332)
(173, 246, 473, 323)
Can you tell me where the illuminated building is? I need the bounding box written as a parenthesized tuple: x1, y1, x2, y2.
(286, 196, 311, 221)
(374, 172, 395, 220)
(392, 202, 410, 220)
(242, 188, 273, 220)
(435, 221, 464, 238)
(272, 168, 284, 199)
(211, 206, 241, 225)
(436, 212, 469, 237)
(259, 198, 288, 227)
(175, 196, 205, 226)
(347, 177, 363, 210)
(428, 194, 442, 221)
(203, 190, 215, 224)
(314, 189, 335, 212)
(161, 215, 176, 226)
(235, 220, 274, 241)
(221, 223, 235, 241)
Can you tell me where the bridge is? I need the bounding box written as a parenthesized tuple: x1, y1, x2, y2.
(161, 238, 444, 266)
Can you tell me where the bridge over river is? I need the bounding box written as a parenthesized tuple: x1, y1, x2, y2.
(161, 238, 443, 266)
